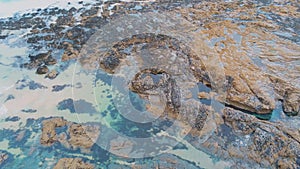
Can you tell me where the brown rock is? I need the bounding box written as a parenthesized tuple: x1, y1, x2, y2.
(53, 158, 94, 169)
(36, 65, 49, 74)
(44, 57, 57, 65)
(40, 117, 68, 146)
(68, 124, 100, 149)
(207, 107, 300, 168)
(269, 75, 300, 115)
(45, 70, 59, 79)
(61, 42, 79, 61)
(40, 117, 100, 150)
(198, 92, 210, 99)
(176, 2, 300, 116)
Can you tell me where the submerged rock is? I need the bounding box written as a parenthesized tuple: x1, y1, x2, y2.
(0, 152, 8, 166)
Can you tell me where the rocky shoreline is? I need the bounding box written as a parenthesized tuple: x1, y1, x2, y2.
(0, 0, 299, 168)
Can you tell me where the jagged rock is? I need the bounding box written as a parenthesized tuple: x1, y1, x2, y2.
(130, 69, 181, 113)
(268, 75, 300, 116)
(61, 42, 79, 61)
(40, 117, 100, 150)
(203, 107, 300, 168)
(68, 124, 100, 149)
(53, 158, 94, 169)
(180, 99, 209, 131)
(2, 1, 300, 168)
(177, 2, 299, 115)
(40, 117, 68, 146)
(8, 0, 298, 117)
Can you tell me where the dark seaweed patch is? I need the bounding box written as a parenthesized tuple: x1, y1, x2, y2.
(52, 84, 71, 92)
(21, 109, 37, 113)
(5, 116, 20, 122)
(0, 35, 8, 39)
(16, 79, 47, 90)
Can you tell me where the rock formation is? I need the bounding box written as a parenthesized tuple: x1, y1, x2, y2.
(40, 117, 100, 150)
(53, 158, 94, 169)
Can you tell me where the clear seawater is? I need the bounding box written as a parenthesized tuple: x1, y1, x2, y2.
(0, 0, 298, 168)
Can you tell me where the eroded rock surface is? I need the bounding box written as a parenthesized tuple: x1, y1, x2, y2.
(1, 0, 300, 168)
(40, 117, 100, 150)
(175, 1, 300, 116)
(40, 117, 68, 146)
(68, 123, 100, 149)
(196, 107, 300, 168)
(1, 0, 298, 116)
(53, 158, 94, 169)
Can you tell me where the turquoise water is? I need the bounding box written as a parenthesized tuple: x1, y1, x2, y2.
(0, 0, 298, 168)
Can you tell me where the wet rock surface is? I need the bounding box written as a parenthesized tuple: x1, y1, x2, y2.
(195, 107, 300, 168)
(36, 65, 49, 74)
(175, 1, 300, 116)
(130, 68, 181, 114)
(53, 158, 94, 169)
(40, 117, 100, 150)
(40, 117, 68, 146)
(45, 70, 59, 79)
(2, 0, 298, 116)
(67, 123, 100, 149)
(0, 0, 299, 168)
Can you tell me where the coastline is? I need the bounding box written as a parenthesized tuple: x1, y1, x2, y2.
(0, 0, 299, 168)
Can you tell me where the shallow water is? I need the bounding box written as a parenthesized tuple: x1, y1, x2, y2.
(0, 0, 299, 168)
